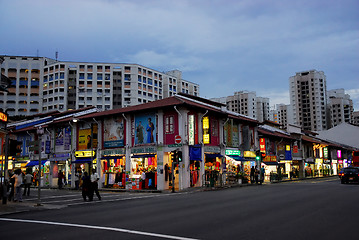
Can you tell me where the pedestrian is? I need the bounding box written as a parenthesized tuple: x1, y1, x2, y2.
(74, 170, 80, 190)
(58, 170, 63, 189)
(250, 166, 255, 184)
(23, 170, 33, 196)
(80, 172, 92, 201)
(261, 166, 265, 184)
(91, 169, 101, 200)
(11, 169, 23, 202)
(141, 170, 146, 189)
(7, 170, 15, 201)
(255, 167, 259, 184)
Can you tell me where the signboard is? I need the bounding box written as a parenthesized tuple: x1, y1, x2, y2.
(323, 147, 328, 159)
(293, 145, 298, 154)
(135, 113, 156, 145)
(337, 150, 342, 159)
(202, 116, 210, 144)
(104, 116, 125, 148)
(168, 144, 182, 148)
(263, 155, 277, 162)
(260, 138, 266, 152)
(78, 123, 98, 150)
(0, 112, 7, 122)
(75, 151, 95, 157)
(188, 115, 195, 145)
(225, 149, 240, 155)
(244, 151, 256, 158)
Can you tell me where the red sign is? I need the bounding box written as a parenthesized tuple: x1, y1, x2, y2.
(260, 138, 266, 152)
(293, 145, 298, 153)
(175, 135, 182, 144)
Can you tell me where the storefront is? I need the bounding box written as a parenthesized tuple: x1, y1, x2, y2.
(73, 150, 96, 176)
(315, 158, 323, 177)
(101, 149, 126, 188)
(189, 145, 202, 188)
(204, 146, 223, 187)
(332, 160, 338, 175)
(25, 159, 49, 187)
(129, 146, 157, 190)
(242, 151, 257, 182)
(49, 153, 71, 187)
(262, 155, 278, 181)
(305, 158, 315, 177)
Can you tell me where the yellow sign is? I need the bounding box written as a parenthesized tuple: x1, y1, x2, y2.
(203, 116, 210, 144)
(0, 112, 7, 122)
(75, 151, 95, 157)
(244, 151, 256, 158)
(286, 145, 291, 151)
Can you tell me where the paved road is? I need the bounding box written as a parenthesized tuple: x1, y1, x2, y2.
(1, 178, 358, 240)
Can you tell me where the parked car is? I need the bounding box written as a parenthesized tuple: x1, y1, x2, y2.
(339, 167, 359, 184)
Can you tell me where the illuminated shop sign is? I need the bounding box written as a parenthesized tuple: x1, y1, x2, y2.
(225, 149, 240, 155)
(323, 147, 328, 159)
(244, 151, 256, 158)
(337, 150, 342, 159)
(286, 145, 291, 151)
(260, 138, 266, 152)
(202, 116, 210, 144)
(188, 115, 195, 145)
(75, 151, 95, 157)
(0, 112, 7, 122)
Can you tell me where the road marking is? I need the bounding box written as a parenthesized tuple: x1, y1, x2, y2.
(0, 218, 199, 240)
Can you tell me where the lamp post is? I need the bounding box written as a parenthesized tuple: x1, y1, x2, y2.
(36, 126, 44, 206)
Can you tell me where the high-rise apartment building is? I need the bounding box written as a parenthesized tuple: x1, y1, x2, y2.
(0, 55, 200, 116)
(353, 111, 359, 126)
(211, 91, 270, 121)
(289, 70, 328, 131)
(327, 89, 353, 127)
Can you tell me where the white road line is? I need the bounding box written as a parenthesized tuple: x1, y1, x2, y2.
(0, 218, 199, 240)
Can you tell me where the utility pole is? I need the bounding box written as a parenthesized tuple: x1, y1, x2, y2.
(36, 127, 44, 206)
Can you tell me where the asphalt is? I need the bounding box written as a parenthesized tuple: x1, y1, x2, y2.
(0, 175, 336, 216)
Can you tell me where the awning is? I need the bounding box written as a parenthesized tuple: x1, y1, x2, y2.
(263, 161, 279, 165)
(205, 153, 223, 158)
(26, 160, 47, 167)
(101, 156, 124, 160)
(131, 154, 156, 158)
(226, 155, 241, 161)
(72, 158, 94, 163)
(190, 145, 202, 161)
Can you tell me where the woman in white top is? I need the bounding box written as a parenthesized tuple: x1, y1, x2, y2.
(11, 169, 23, 202)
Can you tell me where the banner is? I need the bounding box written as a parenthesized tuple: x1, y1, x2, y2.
(135, 113, 156, 145)
(104, 116, 125, 148)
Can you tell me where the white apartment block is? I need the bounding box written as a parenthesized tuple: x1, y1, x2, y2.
(0, 55, 200, 115)
(256, 97, 270, 123)
(289, 70, 328, 131)
(211, 91, 270, 121)
(0, 56, 56, 116)
(327, 89, 354, 127)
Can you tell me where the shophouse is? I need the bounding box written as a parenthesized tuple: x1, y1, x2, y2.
(68, 93, 260, 191)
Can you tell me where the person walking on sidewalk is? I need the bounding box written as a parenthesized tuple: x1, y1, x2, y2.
(23, 170, 33, 196)
(11, 169, 23, 202)
(91, 169, 101, 200)
(80, 172, 92, 201)
(250, 166, 255, 184)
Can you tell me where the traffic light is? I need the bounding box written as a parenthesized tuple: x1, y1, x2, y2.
(261, 152, 266, 159)
(9, 139, 22, 156)
(177, 151, 182, 162)
(171, 150, 177, 163)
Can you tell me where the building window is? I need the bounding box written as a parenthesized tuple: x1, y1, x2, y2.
(165, 115, 174, 134)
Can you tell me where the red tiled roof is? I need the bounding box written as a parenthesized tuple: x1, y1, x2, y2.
(77, 95, 259, 125)
(301, 135, 322, 144)
(258, 128, 294, 140)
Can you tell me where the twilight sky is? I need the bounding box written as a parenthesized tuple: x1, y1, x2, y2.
(1, 0, 358, 110)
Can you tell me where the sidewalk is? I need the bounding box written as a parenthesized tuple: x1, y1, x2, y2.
(0, 175, 337, 215)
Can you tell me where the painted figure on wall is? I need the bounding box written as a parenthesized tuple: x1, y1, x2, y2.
(146, 118, 155, 143)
